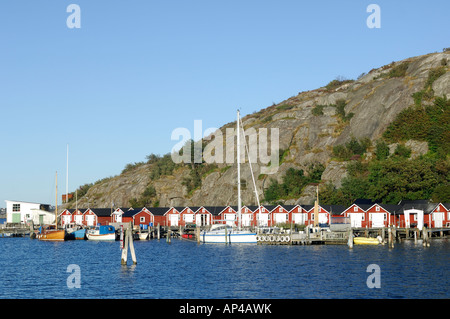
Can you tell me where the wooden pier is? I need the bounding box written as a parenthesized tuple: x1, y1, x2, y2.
(0, 223, 31, 237)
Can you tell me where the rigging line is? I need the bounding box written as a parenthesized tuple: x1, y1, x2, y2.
(238, 115, 261, 210)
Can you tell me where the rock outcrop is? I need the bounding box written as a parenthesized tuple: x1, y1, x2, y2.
(65, 51, 449, 209)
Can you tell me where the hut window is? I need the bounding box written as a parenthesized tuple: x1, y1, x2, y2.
(353, 206, 357, 212)
(376, 206, 380, 212)
(140, 216, 145, 223)
(13, 204, 20, 212)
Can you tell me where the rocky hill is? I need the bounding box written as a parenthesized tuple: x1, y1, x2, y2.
(65, 51, 450, 209)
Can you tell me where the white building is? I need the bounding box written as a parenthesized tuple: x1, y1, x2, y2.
(5, 200, 55, 225)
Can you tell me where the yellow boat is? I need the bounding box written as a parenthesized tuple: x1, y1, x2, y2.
(353, 236, 381, 245)
(37, 171, 66, 241)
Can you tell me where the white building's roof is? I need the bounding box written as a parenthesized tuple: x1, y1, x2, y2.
(5, 200, 50, 205)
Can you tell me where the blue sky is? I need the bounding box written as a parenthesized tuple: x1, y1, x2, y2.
(0, 0, 449, 207)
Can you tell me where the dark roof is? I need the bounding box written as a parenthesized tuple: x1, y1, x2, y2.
(262, 205, 277, 212)
(378, 204, 403, 214)
(147, 207, 171, 216)
(200, 206, 228, 215)
(301, 204, 314, 211)
(123, 208, 144, 217)
(89, 208, 114, 216)
(398, 200, 436, 214)
(353, 199, 376, 206)
(181, 206, 201, 213)
(282, 205, 297, 212)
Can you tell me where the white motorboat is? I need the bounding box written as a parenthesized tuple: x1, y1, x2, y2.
(86, 225, 116, 241)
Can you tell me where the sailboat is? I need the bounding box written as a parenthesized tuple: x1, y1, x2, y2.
(38, 172, 66, 241)
(201, 110, 257, 244)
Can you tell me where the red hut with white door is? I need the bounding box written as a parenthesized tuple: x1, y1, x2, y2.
(164, 207, 183, 227)
(195, 206, 217, 227)
(179, 207, 198, 227)
(430, 203, 450, 228)
(289, 205, 307, 226)
(72, 208, 85, 225)
(270, 205, 291, 225)
(218, 206, 237, 226)
(59, 209, 74, 226)
(343, 204, 368, 228)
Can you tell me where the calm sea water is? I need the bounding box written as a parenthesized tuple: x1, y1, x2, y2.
(0, 236, 448, 299)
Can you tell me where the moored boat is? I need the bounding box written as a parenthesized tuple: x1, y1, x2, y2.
(37, 224, 66, 241)
(86, 225, 116, 241)
(353, 236, 382, 245)
(65, 223, 86, 240)
(201, 224, 257, 243)
(138, 231, 148, 240)
(38, 172, 66, 241)
(200, 110, 258, 244)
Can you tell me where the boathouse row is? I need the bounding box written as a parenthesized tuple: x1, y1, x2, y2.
(57, 200, 450, 229)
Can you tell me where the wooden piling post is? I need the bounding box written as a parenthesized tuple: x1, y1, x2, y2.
(196, 226, 200, 244)
(224, 226, 228, 244)
(388, 227, 392, 248)
(422, 227, 430, 247)
(347, 229, 353, 248)
(167, 229, 171, 243)
(121, 227, 129, 265)
(128, 223, 137, 265)
(157, 223, 160, 240)
(121, 223, 137, 265)
(414, 229, 417, 244)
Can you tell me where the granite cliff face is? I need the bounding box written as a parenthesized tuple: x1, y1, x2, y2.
(66, 51, 450, 209)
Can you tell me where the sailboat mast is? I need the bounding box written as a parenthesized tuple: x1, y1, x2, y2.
(66, 144, 69, 204)
(237, 110, 241, 231)
(55, 171, 58, 227)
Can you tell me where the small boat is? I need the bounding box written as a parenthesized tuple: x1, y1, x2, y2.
(138, 231, 149, 240)
(86, 225, 116, 241)
(38, 224, 66, 241)
(65, 224, 86, 240)
(353, 236, 382, 245)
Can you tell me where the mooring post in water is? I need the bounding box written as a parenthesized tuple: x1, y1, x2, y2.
(121, 223, 137, 265)
(388, 227, 393, 248)
(167, 229, 171, 243)
(128, 222, 137, 264)
(422, 227, 430, 247)
(121, 226, 129, 265)
(196, 226, 200, 244)
(414, 229, 418, 244)
(347, 229, 353, 248)
(224, 225, 228, 244)
(157, 223, 160, 240)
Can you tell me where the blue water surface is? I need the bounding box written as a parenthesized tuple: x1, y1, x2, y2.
(0, 237, 448, 299)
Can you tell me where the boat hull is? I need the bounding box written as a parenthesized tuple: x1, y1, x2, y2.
(73, 229, 86, 240)
(138, 232, 148, 240)
(38, 230, 66, 241)
(86, 233, 116, 241)
(353, 237, 380, 245)
(201, 231, 257, 244)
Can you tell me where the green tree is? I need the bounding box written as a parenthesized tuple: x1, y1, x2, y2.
(375, 140, 390, 160)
